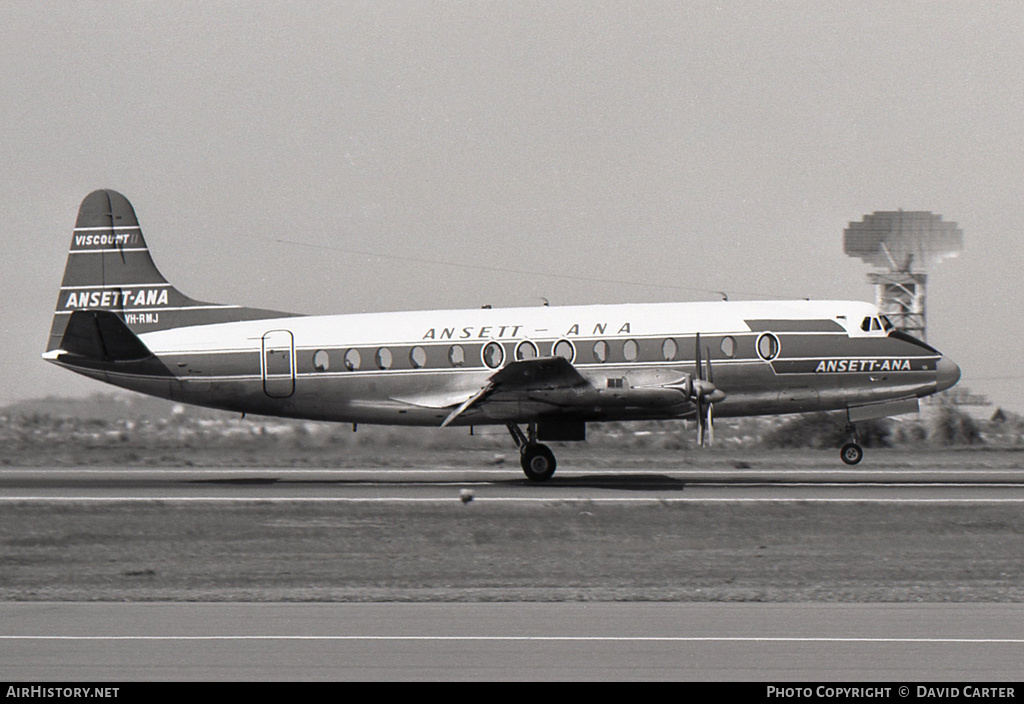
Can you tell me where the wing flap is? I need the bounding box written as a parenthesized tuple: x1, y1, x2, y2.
(389, 389, 480, 410)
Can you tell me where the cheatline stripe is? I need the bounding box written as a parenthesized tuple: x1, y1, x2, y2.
(68, 248, 149, 254)
(781, 355, 940, 362)
(1, 635, 1022, 643)
(60, 283, 171, 290)
(3, 497, 1024, 504)
(53, 304, 242, 315)
(2, 468, 1024, 476)
(73, 226, 141, 231)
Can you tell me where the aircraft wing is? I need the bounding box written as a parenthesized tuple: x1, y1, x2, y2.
(395, 356, 689, 427)
(486, 356, 590, 391)
(440, 356, 590, 427)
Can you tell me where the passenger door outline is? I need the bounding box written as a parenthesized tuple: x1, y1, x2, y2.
(262, 330, 295, 398)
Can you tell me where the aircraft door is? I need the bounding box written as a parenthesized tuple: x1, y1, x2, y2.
(262, 330, 295, 398)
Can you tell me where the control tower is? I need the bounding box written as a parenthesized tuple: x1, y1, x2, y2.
(843, 210, 963, 342)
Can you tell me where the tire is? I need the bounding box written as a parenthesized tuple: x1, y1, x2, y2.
(840, 443, 864, 466)
(520, 443, 557, 482)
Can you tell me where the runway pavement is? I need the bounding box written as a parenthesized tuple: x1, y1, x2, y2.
(3, 459, 1023, 681)
(2, 465, 1024, 501)
(3, 602, 1024, 681)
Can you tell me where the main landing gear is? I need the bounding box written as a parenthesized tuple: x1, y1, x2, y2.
(507, 422, 556, 482)
(840, 422, 864, 466)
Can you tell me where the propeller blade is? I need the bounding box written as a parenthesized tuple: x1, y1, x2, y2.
(696, 398, 705, 447)
(695, 333, 703, 381)
(706, 401, 714, 447)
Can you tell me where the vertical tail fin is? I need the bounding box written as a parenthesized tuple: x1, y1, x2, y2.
(46, 190, 292, 354)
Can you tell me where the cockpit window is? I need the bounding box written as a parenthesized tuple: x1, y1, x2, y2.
(861, 316, 889, 333)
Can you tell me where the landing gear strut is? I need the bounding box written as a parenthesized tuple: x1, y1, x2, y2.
(840, 423, 864, 466)
(507, 422, 557, 482)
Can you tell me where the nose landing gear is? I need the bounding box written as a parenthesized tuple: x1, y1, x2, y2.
(840, 423, 864, 465)
(840, 442, 864, 465)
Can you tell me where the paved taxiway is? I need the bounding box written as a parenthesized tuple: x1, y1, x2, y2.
(3, 602, 1024, 680)
(2, 466, 1024, 502)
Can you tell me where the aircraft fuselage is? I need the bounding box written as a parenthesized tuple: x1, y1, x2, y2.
(52, 299, 956, 426)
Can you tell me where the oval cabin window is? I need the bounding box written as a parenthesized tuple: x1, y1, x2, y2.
(410, 346, 427, 369)
(448, 345, 465, 367)
(662, 338, 678, 361)
(552, 339, 575, 363)
(756, 332, 780, 361)
(515, 340, 538, 361)
(344, 348, 361, 371)
(482, 341, 505, 369)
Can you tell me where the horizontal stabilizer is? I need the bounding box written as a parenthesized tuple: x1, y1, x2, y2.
(59, 310, 154, 362)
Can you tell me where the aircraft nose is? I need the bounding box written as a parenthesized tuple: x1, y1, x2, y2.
(936, 356, 961, 392)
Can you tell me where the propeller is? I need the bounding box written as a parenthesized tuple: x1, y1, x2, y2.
(692, 333, 724, 447)
(660, 333, 727, 447)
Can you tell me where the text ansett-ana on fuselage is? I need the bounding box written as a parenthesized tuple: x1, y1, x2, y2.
(44, 190, 961, 480)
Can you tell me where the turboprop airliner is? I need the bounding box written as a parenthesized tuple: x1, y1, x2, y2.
(44, 190, 961, 481)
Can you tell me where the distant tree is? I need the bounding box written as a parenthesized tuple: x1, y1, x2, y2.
(761, 412, 890, 449)
(927, 405, 982, 446)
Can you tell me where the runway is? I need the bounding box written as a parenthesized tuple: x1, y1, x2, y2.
(3, 458, 1023, 681)
(2, 464, 1024, 501)
(3, 602, 1024, 681)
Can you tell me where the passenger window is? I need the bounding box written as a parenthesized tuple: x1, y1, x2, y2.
(344, 348, 361, 371)
(410, 346, 427, 369)
(593, 340, 609, 363)
(662, 338, 678, 361)
(482, 341, 505, 369)
(756, 332, 780, 361)
(313, 349, 330, 372)
(623, 339, 639, 362)
(376, 347, 393, 370)
(515, 340, 538, 361)
(448, 345, 465, 367)
(720, 336, 736, 358)
(553, 339, 575, 362)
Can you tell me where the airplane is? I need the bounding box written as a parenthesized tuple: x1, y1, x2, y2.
(44, 190, 961, 481)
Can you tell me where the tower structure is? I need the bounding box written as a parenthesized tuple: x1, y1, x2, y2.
(843, 211, 962, 342)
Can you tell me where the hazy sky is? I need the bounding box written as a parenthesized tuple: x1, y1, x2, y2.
(3, 1, 1023, 411)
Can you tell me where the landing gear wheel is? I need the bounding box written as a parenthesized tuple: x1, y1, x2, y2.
(520, 443, 556, 482)
(840, 442, 864, 466)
